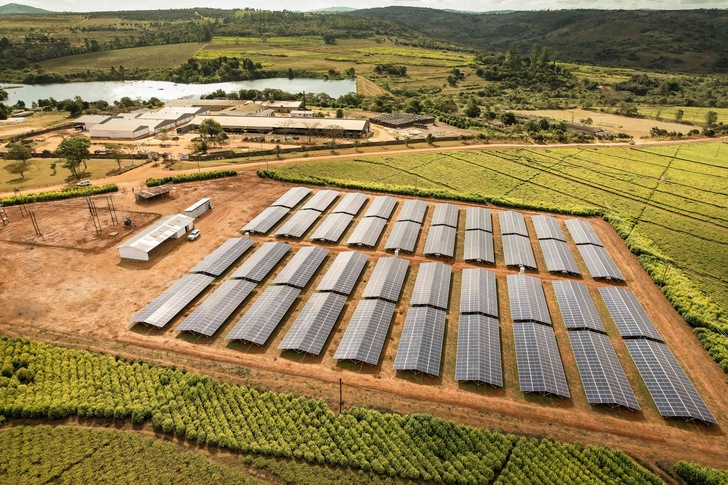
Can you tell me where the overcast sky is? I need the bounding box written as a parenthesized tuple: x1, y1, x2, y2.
(15, 0, 728, 12)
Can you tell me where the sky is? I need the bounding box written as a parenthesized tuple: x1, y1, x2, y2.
(12, 0, 728, 12)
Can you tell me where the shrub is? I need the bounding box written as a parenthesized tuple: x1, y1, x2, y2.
(146, 170, 237, 187)
(0, 184, 118, 206)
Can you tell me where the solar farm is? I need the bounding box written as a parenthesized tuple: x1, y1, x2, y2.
(128, 185, 718, 426)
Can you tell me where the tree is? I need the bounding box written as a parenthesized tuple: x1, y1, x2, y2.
(198, 118, 228, 146)
(56, 137, 91, 179)
(705, 110, 718, 126)
(105, 144, 125, 171)
(6, 143, 32, 164)
(335, 108, 344, 119)
(322, 34, 336, 45)
(464, 103, 480, 118)
(426, 133, 435, 145)
(4, 160, 32, 179)
(501, 112, 517, 125)
(674, 109, 684, 123)
(0, 88, 7, 101)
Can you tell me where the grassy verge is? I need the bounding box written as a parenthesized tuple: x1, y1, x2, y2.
(0, 184, 118, 206)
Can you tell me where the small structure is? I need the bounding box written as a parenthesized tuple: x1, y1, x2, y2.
(369, 113, 436, 129)
(73, 115, 112, 131)
(186, 115, 370, 139)
(118, 214, 194, 261)
(134, 185, 173, 203)
(258, 100, 304, 113)
(184, 198, 212, 219)
(291, 110, 314, 118)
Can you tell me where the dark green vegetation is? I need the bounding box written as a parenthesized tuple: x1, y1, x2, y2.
(145, 170, 238, 187)
(351, 7, 728, 73)
(263, 143, 728, 372)
(0, 183, 117, 206)
(0, 3, 50, 15)
(0, 337, 663, 485)
(674, 461, 728, 485)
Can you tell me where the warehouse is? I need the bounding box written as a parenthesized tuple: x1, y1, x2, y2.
(78, 107, 207, 139)
(186, 115, 370, 138)
(118, 214, 195, 261)
(369, 113, 436, 129)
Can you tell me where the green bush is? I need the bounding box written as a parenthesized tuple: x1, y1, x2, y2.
(0, 184, 118, 206)
(674, 461, 728, 485)
(146, 170, 237, 187)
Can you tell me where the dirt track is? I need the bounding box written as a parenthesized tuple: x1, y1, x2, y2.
(0, 172, 726, 475)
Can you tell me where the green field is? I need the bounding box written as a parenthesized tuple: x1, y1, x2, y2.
(633, 105, 728, 125)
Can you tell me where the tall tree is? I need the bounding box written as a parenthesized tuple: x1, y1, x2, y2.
(198, 118, 228, 147)
(705, 110, 718, 126)
(56, 137, 91, 179)
(105, 143, 125, 171)
(674, 109, 684, 123)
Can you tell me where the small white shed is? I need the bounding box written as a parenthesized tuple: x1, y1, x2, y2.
(184, 198, 212, 219)
(118, 214, 195, 261)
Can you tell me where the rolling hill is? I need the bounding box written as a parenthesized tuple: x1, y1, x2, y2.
(0, 3, 51, 14)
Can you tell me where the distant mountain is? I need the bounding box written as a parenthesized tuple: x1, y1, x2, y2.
(0, 3, 51, 14)
(350, 7, 728, 73)
(309, 7, 357, 13)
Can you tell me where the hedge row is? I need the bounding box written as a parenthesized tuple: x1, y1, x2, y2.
(258, 169, 728, 373)
(146, 170, 237, 187)
(0, 184, 118, 206)
(674, 461, 728, 485)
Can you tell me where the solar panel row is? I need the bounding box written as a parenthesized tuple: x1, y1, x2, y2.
(455, 315, 502, 386)
(551, 280, 605, 332)
(499, 211, 528, 236)
(301, 189, 339, 212)
(270, 187, 312, 209)
(230, 241, 290, 282)
(531, 215, 565, 241)
(465, 207, 492, 232)
(460, 268, 498, 318)
(362, 257, 410, 302)
(278, 292, 348, 355)
(513, 321, 570, 398)
(334, 299, 396, 365)
(310, 213, 354, 243)
(565, 219, 603, 247)
(539, 239, 580, 275)
(316, 251, 368, 295)
(507, 274, 551, 325)
(274, 210, 321, 239)
(599, 287, 663, 341)
(502, 234, 537, 269)
(189, 238, 254, 277)
(363, 195, 397, 220)
(577, 245, 624, 281)
(332, 192, 368, 216)
(410, 262, 452, 310)
(384, 220, 422, 253)
(272, 246, 329, 289)
(176, 279, 256, 336)
(130, 274, 215, 328)
(241, 206, 290, 234)
(346, 217, 387, 248)
(393, 306, 447, 376)
(423, 225, 457, 258)
(464, 229, 495, 264)
(226, 285, 301, 345)
(430, 203, 459, 228)
(396, 199, 428, 224)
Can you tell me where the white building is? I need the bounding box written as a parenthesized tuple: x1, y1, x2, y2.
(118, 214, 195, 261)
(184, 198, 212, 219)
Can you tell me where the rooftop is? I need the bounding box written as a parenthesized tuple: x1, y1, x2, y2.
(118, 213, 194, 254)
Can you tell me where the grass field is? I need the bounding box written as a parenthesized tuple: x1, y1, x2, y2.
(0, 111, 71, 138)
(633, 105, 728, 125)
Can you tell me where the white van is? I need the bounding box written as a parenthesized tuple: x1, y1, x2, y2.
(76, 180, 92, 187)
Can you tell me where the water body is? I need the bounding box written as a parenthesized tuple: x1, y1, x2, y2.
(1, 79, 356, 106)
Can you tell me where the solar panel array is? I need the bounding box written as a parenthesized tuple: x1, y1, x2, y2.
(346, 217, 388, 248)
(507, 274, 551, 325)
(625, 339, 716, 424)
(565, 219, 603, 246)
(310, 213, 354, 243)
(176, 279, 256, 336)
(362, 257, 410, 302)
(316, 251, 368, 295)
(499, 211, 528, 236)
(226, 285, 300, 345)
(241, 206, 290, 234)
(502, 234, 537, 269)
(334, 299, 396, 365)
(393, 306, 447, 376)
(539, 239, 580, 275)
(513, 321, 570, 398)
(396, 199, 428, 223)
(278, 292, 348, 355)
(599, 287, 663, 341)
(423, 225, 457, 258)
(272, 246, 328, 289)
(363, 196, 397, 220)
(384, 220, 422, 253)
(332, 192, 368, 216)
(464, 230, 495, 264)
(455, 315, 502, 386)
(430, 203, 459, 228)
(577, 245, 624, 281)
(189, 238, 254, 277)
(465, 207, 492, 232)
(460, 268, 498, 317)
(230, 242, 290, 282)
(552, 280, 605, 332)
(271, 187, 311, 209)
(568, 330, 640, 409)
(532, 215, 566, 241)
(130, 274, 215, 328)
(301, 189, 339, 212)
(410, 262, 452, 310)
(274, 210, 321, 239)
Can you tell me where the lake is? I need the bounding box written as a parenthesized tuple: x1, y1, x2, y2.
(1, 79, 357, 106)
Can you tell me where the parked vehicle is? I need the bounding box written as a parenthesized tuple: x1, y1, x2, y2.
(188, 229, 201, 241)
(76, 180, 92, 187)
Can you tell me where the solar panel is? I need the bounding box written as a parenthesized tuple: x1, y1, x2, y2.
(189, 238, 254, 277)
(278, 292, 348, 355)
(455, 315, 502, 386)
(396, 199, 428, 223)
(568, 330, 640, 410)
(423, 225, 457, 258)
(362, 257, 410, 302)
(551, 280, 605, 332)
(241, 206, 290, 234)
(363, 195, 397, 220)
(332, 192, 368, 216)
(507, 273, 551, 325)
(393, 306, 447, 376)
(539, 239, 580, 275)
(463, 230, 495, 264)
(310, 213, 354, 243)
(226, 285, 300, 345)
(430, 203, 459, 228)
(625, 339, 716, 424)
(513, 322, 570, 398)
(316, 251, 368, 295)
(499, 211, 528, 236)
(565, 219, 604, 246)
(531, 215, 566, 241)
(465, 207, 492, 232)
(130, 274, 215, 328)
(301, 189, 339, 212)
(460, 268, 498, 318)
(410, 262, 452, 310)
(270, 187, 311, 209)
(272, 246, 328, 289)
(230, 241, 290, 282)
(334, 299, 396, 365)
(577, 245, 624, 281)
(501, 234, 537, 269)
(599, 287, 663, 341)
(176, 279, 256, 336)
(384, 221, 422, 253)
(346, 217, 388, 248)
(274, 210, 321, 239)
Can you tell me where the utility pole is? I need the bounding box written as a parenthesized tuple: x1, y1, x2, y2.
(339, 377, 343, 414)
